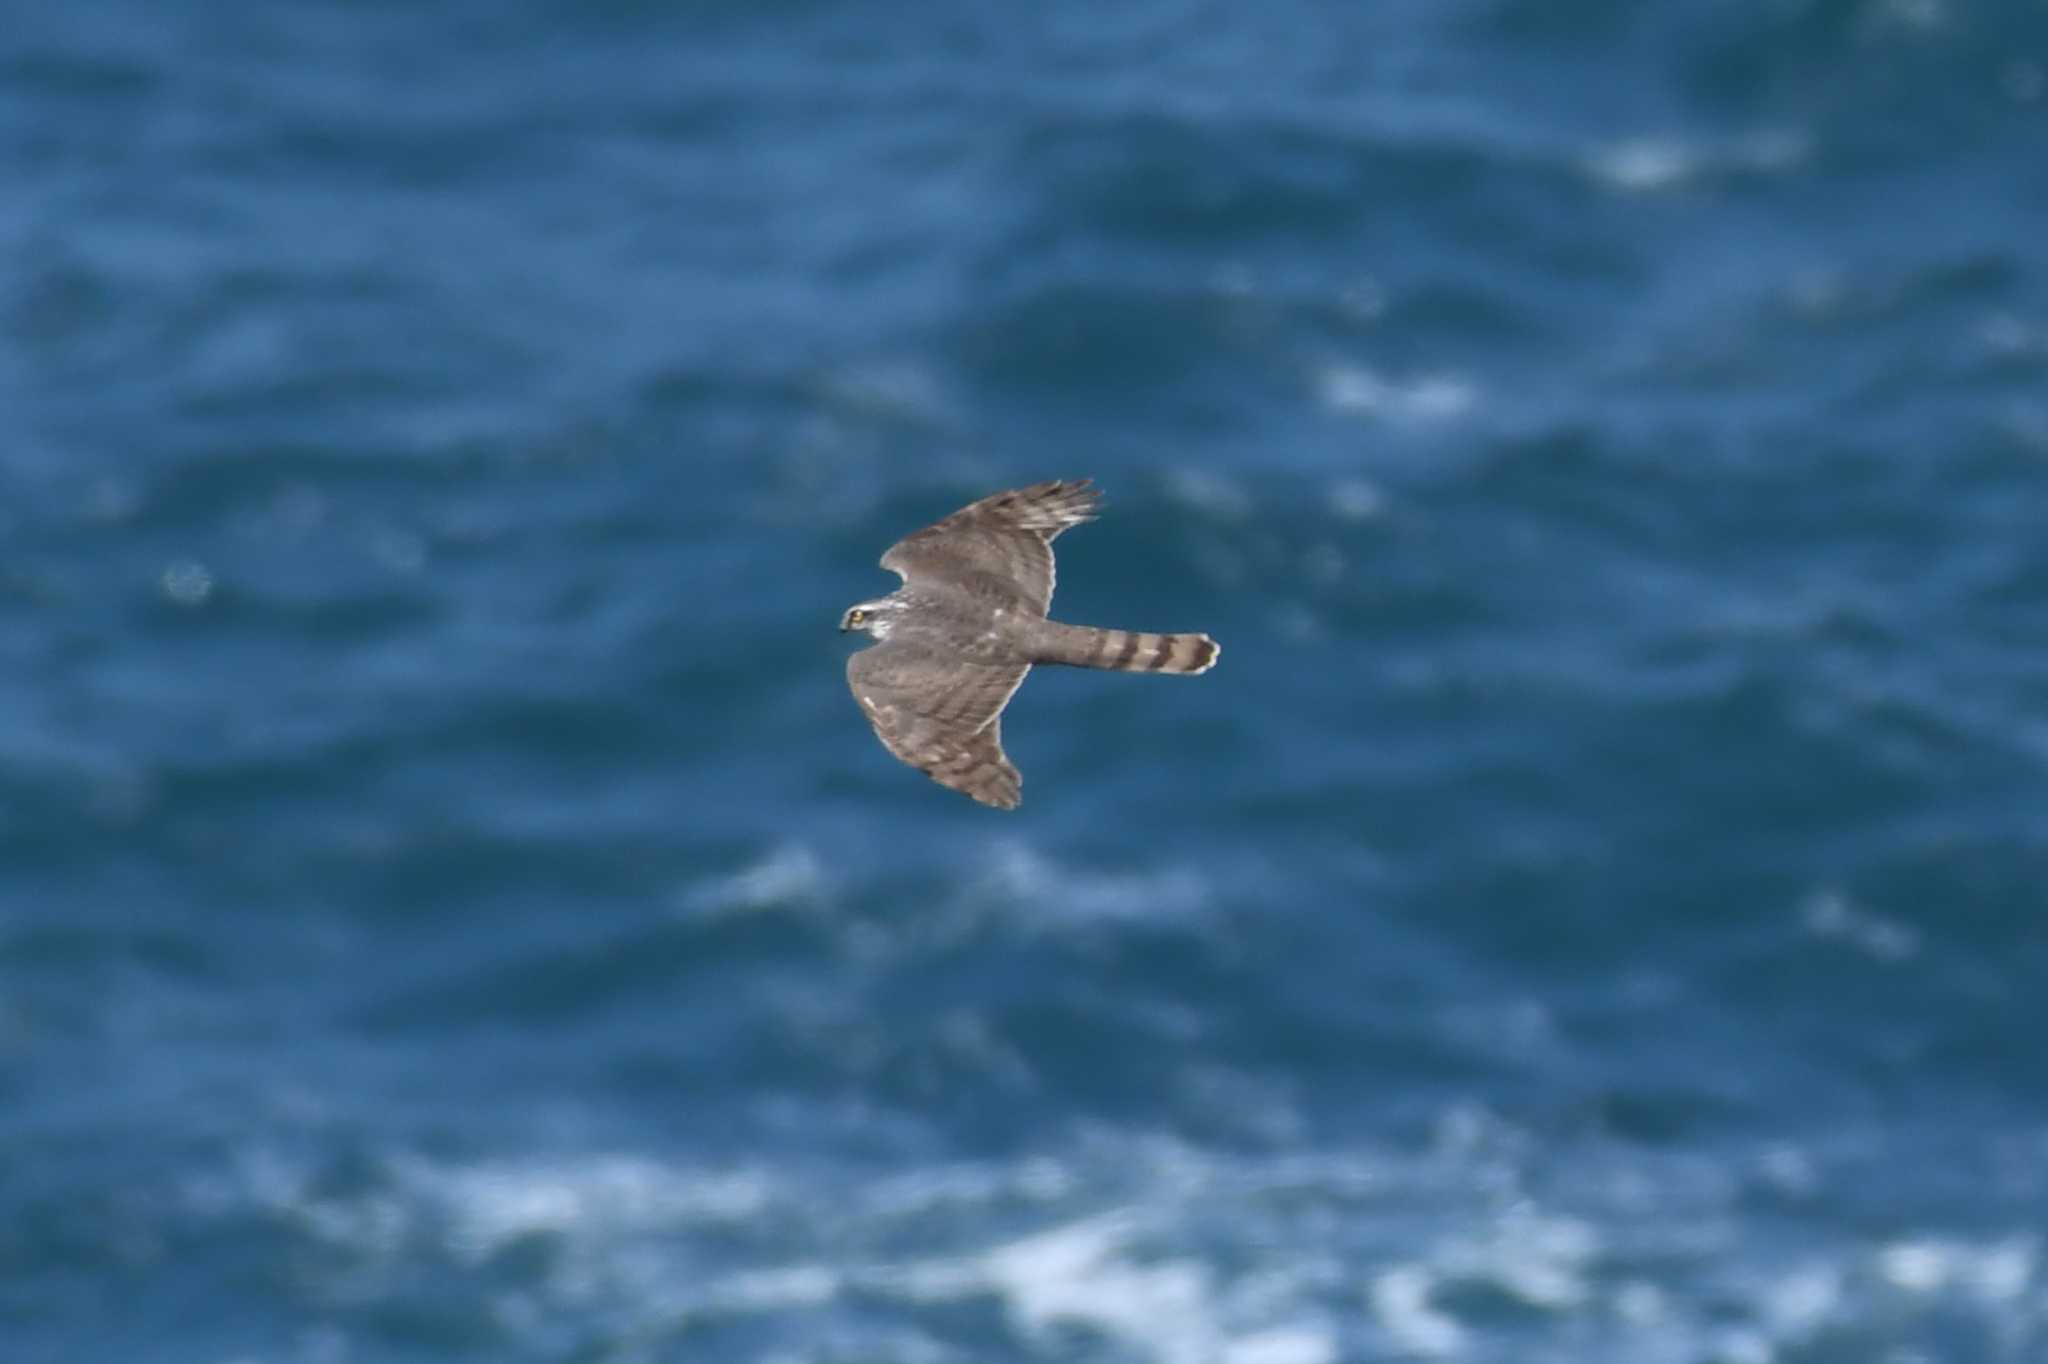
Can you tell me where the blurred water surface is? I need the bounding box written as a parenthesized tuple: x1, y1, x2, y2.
(5, 1, 2048, 1361)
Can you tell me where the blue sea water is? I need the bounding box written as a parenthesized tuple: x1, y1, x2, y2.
(5, 1, 2048, 1360)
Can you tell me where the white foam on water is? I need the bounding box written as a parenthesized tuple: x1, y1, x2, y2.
(1221, 1326, 1336, 1364)
(1980, 312, 2041, 356)
(1316, 363, 1476, 423)
(182, 1115, 2048, 1362)
(969, 1212, 1336, 1364)
(1761, 1264, 1843, 1335)
(1591, 138, 1694, 191)
(707, 1263, 841, 1312)
(974, 840, 1215, 930)
(1613, 1279, 1666, 1327)
(1755, 1143, 1819, 1198)
(1711, 1328, 1775, 1364)
(1326, 477, 1386, 522)
(1480, 1206, 1598, 1309)
(1586, 129, 1807, 192)
(160, 558, 216, 607)
(364, 520, 428, 574)
(426, 1153, 773, 1263)
(198, 1142, 773, 1275)
(985, 1214, 1211, 1350)
(1878, 1235, 2037, 1301)
(1369, 1265, 1464, 1357)
(1273, 603, 1327, 644)
(817, 357, 954, 427)
(1165, 468, 1257, 521)
(681, 842, 828, 917)
(1799, 888, 1920, 962)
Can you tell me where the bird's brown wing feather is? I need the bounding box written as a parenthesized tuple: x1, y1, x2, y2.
(880, 479, 1099, 618)
(847, 642, 1028, 809)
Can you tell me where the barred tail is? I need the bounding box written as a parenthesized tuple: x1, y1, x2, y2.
(1031, 623, 1220, 674)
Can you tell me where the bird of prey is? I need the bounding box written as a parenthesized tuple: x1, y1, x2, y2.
(840, 479, 1219, 808)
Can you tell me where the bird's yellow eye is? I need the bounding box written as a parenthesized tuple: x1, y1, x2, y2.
(848, 609, 867, 624)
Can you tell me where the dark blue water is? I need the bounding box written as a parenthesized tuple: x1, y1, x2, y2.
(7, 2, 2048, 1360)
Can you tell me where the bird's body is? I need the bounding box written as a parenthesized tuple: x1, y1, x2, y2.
(840, 480, 1218, 808)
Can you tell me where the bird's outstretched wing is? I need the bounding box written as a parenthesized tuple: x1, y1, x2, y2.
(880, 479, 1100, 618)
(847, 640, 1028, 808)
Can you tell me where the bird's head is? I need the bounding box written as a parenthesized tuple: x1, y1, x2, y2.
(839, 596, 904, 639)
